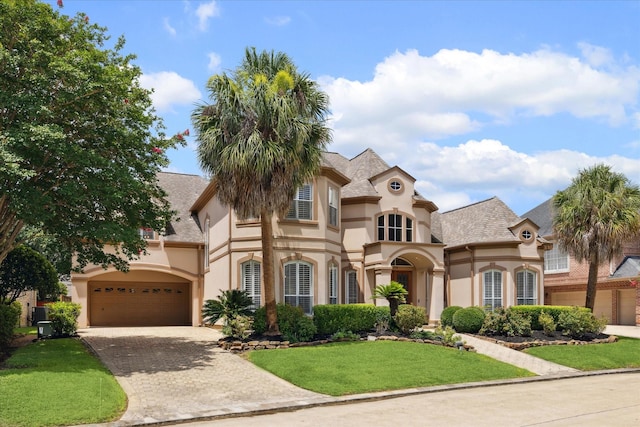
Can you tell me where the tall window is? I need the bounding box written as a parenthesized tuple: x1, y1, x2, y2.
(241, 260, 261, 309)
(328, 186, 339, 227)
(287, 184, 313, 220)
(328, 263, 338, 304)
(377, 213, 414, 242)
(203, 218, 210, 269)
(544, 245, 569, 273)
(483, 270, 502, 310)
(345, 270, 358, 304)
(516, 270, 537, 305)
(284, 261, 313, 314)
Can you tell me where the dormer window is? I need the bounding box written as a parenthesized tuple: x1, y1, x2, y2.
(388, 179, 403, 193)
(520, 229, 533, 242)
(377, 213, 414, 242)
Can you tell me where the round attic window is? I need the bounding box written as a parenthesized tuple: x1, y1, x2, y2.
(520, 229, 533, 241)
(389, 180, 403, 192)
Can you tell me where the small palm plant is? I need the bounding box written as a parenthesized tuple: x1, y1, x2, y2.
(372, 281, 408, 317)
(202, 290, 254, 339)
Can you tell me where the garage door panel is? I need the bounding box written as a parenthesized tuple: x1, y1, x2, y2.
(550, 289, 612, 323)
(90, 282, 190, 326)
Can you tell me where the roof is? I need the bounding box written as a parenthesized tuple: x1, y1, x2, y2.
(521, 198, 554, 237)
(157, 172, 209, 243)
(436, 197, 522, 248)
(610, 256, 640, 279)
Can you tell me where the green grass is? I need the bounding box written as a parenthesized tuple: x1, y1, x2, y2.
(0, 338, 126, 427)
(14, 327, 37, 335)
(524, 337, 640, 370)
(248, 340, 534, 396)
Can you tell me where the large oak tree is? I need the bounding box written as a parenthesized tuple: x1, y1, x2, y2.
(192, 48, 331, 335)
(0, 0, 181, 271)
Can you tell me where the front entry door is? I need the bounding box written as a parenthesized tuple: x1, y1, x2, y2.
(391, 271, 414, 305)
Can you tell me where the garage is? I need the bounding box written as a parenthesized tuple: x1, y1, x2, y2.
(618, 289, 636, 325)
(550, 290, 613, 323)
(89, 281, 191, 326)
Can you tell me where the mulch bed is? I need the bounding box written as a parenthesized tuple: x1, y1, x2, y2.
(472, 330, 616, 350)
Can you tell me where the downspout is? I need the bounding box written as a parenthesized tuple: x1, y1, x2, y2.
(466, 246, 474, 306)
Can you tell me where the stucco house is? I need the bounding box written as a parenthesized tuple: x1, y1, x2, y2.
(72, 148, 633, 328)
(524, 199, 640, 325)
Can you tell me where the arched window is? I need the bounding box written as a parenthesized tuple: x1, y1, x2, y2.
(377, 213, 414, 242)
(483, 270, 502, 310)
(241, 260, 261, 309)
(345, 270, 358, 304)
(328, 263, 338, 304)
(284, 261, 313, 314)
(516, 270, 537, 305)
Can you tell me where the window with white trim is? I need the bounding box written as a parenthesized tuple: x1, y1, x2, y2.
(328, 186, 339, 227)
(483, 270, 502, 310)
(284, 261, 313, 314)
(516, 270, 537, 305)
(544, 245, 569, 273)
(328, 263, 338, 304)
(139, 228, 155, 240)
(241, 260, 261, 310)
(345, 270, 358, 304)
(203, 218, 210, 269)
(377, 213, 414, 242)
(286, 184, 313, 220)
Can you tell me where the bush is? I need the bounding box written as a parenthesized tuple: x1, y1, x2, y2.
(222, 315, 253, 340)
(538, 311, 557, 336)
(452, 306, 485, 333)
(313, 304, 389, 335)
(479, 307, 531, 337)
(0, 302, 21, 350)
(46, 301, 81, 336)
(394, 305, 427, 335)
(374, 309, 392, 334)
(557, 306, 607, 339)
(510, 305, 591, 330)
(254, 304, 317, 343)
(330, 330, 360, 341)
(440, 305, 462, 327)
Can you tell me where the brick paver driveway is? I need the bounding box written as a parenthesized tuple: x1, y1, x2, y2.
(79, 327, 326, 426)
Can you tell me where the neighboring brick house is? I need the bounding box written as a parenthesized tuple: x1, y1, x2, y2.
(524, 199, 640, 325)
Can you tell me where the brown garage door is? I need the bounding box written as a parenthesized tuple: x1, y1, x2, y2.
(90, 282, 190, 326)
(618, 290, 636, 325)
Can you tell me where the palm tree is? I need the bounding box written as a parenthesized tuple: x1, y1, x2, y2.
(553, 164, 640, 311)
(372, 281, 408, 317)
(192, 48, 331, 335)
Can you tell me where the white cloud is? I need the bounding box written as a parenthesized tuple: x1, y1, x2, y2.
(322, 47, 640, 154)
(139, 72, 202, 112)
(196, 1, 220, 31)
(207, 52, 221, 72)
(163, 17, 176, 36)
(578, 42, 614, 68)
(265, 15, 291, 26)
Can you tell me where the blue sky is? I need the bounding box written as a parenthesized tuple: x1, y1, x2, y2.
(50, 1, 640, 215)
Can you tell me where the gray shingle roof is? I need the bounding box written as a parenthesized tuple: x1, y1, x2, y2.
(610, 256, 640, 279)
(437, 197, 522, 248)
(522, 198, 554, 237)
(157, 172, 209, 243)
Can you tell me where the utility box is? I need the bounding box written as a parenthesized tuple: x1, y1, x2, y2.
(32, 306, 49, 326)
(37, 321, 53, 339)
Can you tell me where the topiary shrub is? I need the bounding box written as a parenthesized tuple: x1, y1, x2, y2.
(313, 304, 389, 335)
(440, 305, 462, 327)
(0, 302, 21, 350)
(394, 305, 427, 335)
(452, 306, 485, 333)
(46, 301, 81, 336)
(253, 303, 317, 343)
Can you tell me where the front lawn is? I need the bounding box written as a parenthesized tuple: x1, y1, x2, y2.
(0, 338, 126, 427)
(248, 340, 534, 396)
(524, 336, 640, 370)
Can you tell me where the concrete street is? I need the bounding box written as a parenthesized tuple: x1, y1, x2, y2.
(187, 372, 640, 427)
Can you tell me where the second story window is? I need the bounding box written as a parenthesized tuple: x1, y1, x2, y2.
(377, 213, 414, 242)
(287, 183, 313, 220)
(139, 228, 155, 240)
(328, 186, 338, 227)
(544, 245, 569, 273)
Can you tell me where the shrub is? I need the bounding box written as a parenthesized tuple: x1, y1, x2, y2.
(0, 302, 21, 350)
(479, 307, 531, 337)
(202, 289, 254, 326)
(452, 306, 485, 333)
(372, 281, 407, 317)
(434, 326, 461, 345)
(313, 304, 389, 335)
(510, 305, 591, 330)
(254, 304, 317, 343)
(394, 305, 427, 335)
(374, 308, 392, 334)
(330, 330, 360, 341)
(538, 311, 557, 336)
(46, 301, 81, 336)
(557, 306, 607, 339)
(222, 315, 253, 340)
(440, 305, 462, 327)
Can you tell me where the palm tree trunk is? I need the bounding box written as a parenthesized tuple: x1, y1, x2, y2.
(584, 261, 599, 311)
(260, 210, 280, 336)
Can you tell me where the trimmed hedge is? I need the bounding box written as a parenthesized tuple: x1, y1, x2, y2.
(313, 304, 390, 335)
(510, 305, 592, 330)
(0, 302, 21, 350)
(440, 306, 462, 327)
(253, 303, 317, 343)
(395, 305, 427, 335)
(452, 306, 485, 333)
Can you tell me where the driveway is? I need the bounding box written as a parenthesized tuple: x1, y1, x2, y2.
(79, 327, 328, 426)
